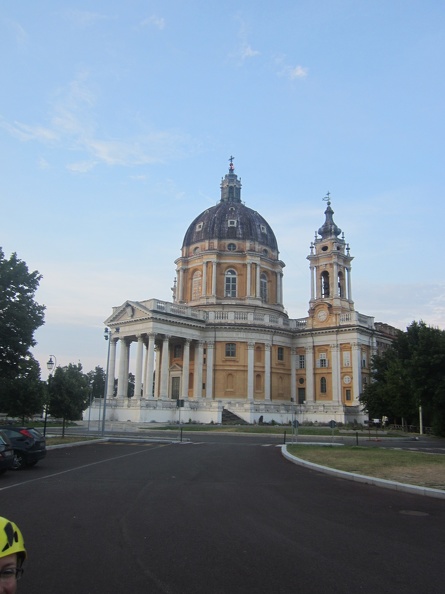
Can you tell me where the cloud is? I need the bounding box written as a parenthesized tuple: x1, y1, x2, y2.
(3, 18, 29, 48)
(240, 43, 260, 60)
(63, 10, 114, 27)
(232, 14, 260, 63)
(37, 157, 50, 170)
(1, 72, 196, 172)
(287, 65, 308, 79)
(140, 15, 166, 30)
(0, 118, 58, 143)
(66, 160, 97, 173)
(274, 54, 308, 80)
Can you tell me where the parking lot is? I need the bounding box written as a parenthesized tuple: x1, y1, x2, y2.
(1, 439, 444, 594)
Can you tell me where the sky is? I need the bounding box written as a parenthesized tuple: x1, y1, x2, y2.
(1, 1, 444, 379)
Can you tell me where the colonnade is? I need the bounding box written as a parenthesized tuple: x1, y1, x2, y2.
(105, 333, 363, 406)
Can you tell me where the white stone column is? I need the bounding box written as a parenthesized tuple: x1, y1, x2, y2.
(310, 266, 315, 300)
(134, 335, 144, 398)
(331, 344, 341, 404)
(124, 341, 130, 398)
(264, 343, 271, 401)
(117, 338, 127, 398)
(280, 272, 284, 306)
(182, 340, 190, 399)
(179, 268, 184, 302)
(347, 267, 353, 301)
(246, 263, 251, 297)
(291, 347, 297, 403)
(256, 264, 261, 298)
(352, 342, 361, 404)
(202, 261, 207, 297)
(212, 260, 217, 296)
(205, 342, 214, 399)
(275, 271, 281, 305)
(193, 341, 204, 399)
(154, 346, 160, 398)
(106, 337, 118, 399)
(333, 262, 338, 296)
(144, 334, 155, 398)
(160, 336, 170, 399)
(247, 341, 255, 401)
(305, 346, 314, 403)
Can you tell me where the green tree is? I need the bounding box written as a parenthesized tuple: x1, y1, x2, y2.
(360, 321, 445, 435)
(0, 249, 45, 380)
(48, 363, 89, 436)
(86, 366, 106, 399)
(0, 355, 45, 421)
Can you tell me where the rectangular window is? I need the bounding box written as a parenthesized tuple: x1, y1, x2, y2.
(228, 219, 237, 227)
(299, 354, 305, 369)
(345, 389, 352, 401)
(362, 353, 367, 368)
(173, 345, 182, 358)
(277, 347, 284, 361)
(343, 351, 351, 367)
(318, 353, 328, 368)
(298, 388, 306, 404)
(225, 343, 236, 357)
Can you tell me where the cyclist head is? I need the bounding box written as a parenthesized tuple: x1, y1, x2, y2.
(0, 517, 26, 594)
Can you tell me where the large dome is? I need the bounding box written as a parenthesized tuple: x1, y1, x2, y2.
(182, 162, 278, 251)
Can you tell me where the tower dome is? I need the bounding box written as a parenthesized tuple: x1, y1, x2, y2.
(175, 159, 285, 310)
(182, 159, 278, 251)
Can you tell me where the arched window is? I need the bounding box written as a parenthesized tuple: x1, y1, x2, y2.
(225, 269, 237, 297)
(192, 271, 202, 300)
(337, 271, 344, 297)
(260, 273, 268, 302)
(320, 377, 327, 393)
(321, 271, 330, 298)
(226, 373, 234, 390)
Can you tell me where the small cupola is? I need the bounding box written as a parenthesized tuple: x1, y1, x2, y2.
(318, 193, 341, 240)
(220, 156, 242, 203)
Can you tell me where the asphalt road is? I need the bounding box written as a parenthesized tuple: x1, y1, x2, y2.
(1, 440, 444, 594)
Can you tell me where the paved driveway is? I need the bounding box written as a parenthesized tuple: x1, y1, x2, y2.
(1, 441, 444, 594)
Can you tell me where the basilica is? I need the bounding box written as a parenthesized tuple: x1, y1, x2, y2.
(88, 160, 395, 425)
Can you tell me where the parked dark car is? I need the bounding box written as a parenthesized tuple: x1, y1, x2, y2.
(0, 427, 46, 469)
(0, 430, 15, 473)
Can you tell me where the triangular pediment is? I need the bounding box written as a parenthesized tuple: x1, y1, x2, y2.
(105, 300, 152, 325)
(170, 363, 182, 371)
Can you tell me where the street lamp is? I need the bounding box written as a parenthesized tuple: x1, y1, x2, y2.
(44, 355, 57, 436)
(102, 327, 119, 436)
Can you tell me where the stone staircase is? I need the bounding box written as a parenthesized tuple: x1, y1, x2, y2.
(221, 408, 248, 425)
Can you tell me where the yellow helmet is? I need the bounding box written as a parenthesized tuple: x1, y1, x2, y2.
(0, 517, 26, 560)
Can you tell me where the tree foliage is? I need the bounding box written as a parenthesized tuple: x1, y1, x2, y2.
(86, 366, 106, 399)
(0, 249, 45, 380)
(0, 354, 45, 420)
(48, 364, 90, 433)
(360, 321, 445, 436)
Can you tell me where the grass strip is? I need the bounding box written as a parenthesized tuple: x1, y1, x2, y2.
(287, 445, 445, 490)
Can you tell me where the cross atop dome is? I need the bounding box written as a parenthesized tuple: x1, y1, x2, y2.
(229, 155, 235, 172)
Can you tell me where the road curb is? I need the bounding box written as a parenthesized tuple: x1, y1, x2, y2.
(281, 445, 445, 500)
(47, 438, 108, 450)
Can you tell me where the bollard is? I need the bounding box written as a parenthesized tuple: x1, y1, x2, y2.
(356, 431, 359, 446)
(180, 427, 183, 442)
(283, 430, 286, 444)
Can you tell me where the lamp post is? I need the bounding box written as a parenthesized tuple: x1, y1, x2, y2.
(44, 355, 57, 436)
(102, 328, 119, 436)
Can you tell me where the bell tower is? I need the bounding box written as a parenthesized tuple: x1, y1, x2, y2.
(307, 194, 354, 326)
